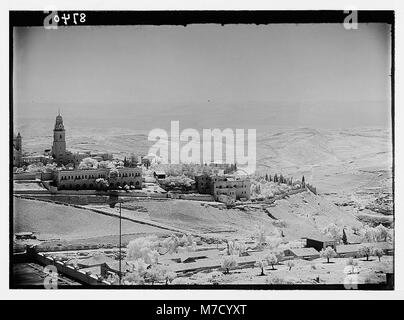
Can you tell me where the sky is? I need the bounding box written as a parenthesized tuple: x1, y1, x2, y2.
(13, 23, 392, 131)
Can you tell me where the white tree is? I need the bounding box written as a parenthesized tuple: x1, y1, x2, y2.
(375, 224, 389, 242)
(123, 258, 148, 285)
(78, 157, 99, 170)
(126, 237, 159, 265)
(124, 258, 175, 285)
(161, 235, 180, 254)
(123, 270, 146, 285)
(265, 253, 278, 270)
(26, 162, 45, 173)
(320, 246, 337, 263)
(45, 163, 57, 172)
(164, 271, 177, 285)
(99, 160, 115, 169)
(373, 247, 384, 262)
(286, 260, 295, 271)
(253, 226, 267, 248)
(359, 244, 374, 261)
(162, 233, 196, 254)
(360, 226, 377, 243)
(128, 257, 148, 271)
(255, 259, 267, 276)
(144, 265, 166, 285)
(221, 255, 238, 274)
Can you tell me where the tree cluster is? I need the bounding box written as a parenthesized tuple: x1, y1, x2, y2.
(159, 174, 195, 192)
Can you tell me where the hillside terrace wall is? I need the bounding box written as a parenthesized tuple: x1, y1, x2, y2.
(13, 189, 50, 195)
(13, 173, 37, 180)
(177, 194, 214, 201)
(13, 172, 54, 181)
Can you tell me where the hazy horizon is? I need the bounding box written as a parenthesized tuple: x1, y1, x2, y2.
(13, 23, 392, 133)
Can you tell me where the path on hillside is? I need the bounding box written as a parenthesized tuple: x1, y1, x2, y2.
(14, 195, 228, 243)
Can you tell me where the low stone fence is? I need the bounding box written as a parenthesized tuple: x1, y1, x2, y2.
(13, 173, 37, 180)
(13, 189, 50, 195)
(27, 247, 110, 286)
(285, 188, 307, 197)
(13, 172, 54, 181)
(177, 194, 214, 202)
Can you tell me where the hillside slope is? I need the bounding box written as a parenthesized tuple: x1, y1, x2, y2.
(116, 191, 363, 242)
(267, 191, 362, 241)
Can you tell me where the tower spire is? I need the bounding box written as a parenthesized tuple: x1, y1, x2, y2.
(58, 108, 60, 116)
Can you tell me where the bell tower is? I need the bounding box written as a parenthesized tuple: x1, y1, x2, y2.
(15, 132, 22, 151)
(52, 110, 67, 164)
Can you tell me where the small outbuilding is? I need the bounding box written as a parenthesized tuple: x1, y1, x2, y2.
(153, 171, 166, 180)
(302, 237, 337, 251)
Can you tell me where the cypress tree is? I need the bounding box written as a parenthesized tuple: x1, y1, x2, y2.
(342, 229, 348, 245)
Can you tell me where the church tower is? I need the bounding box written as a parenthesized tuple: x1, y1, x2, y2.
(15, 132, 22, 151)
(13, 132, 22, 167)
(52, 111, 67, 164)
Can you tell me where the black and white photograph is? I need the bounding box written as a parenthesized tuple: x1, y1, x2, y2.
(7, 8, 396, 294)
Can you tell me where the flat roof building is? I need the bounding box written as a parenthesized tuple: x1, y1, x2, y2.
(55, 167, 142, 190)
(195, 174, 251, 200)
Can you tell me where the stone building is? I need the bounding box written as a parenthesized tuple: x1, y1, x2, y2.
(208, 162, 235, 175)
(195, 174, 250, 200)
(13, 132, 22, 167)
(55, 167, 142, 190)
(212, 178, 250, 200)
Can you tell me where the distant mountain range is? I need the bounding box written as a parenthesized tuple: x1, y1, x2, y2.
(15, 112, 392, 194)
